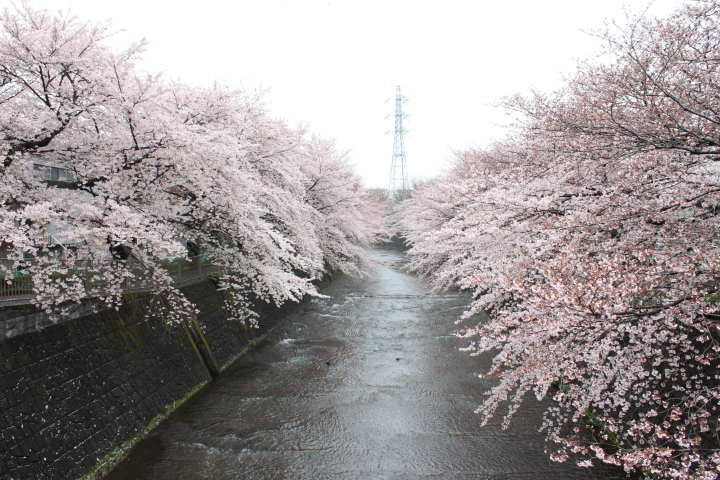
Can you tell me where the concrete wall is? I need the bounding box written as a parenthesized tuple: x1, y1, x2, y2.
(0, 279, 303, 479)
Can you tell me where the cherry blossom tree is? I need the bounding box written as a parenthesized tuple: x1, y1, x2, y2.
(0, 3, 383, 324)
(400, 1, 720, 478)
(299, 135, 387, 276)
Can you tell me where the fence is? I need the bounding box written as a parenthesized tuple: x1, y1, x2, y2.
(0, 255, 218, 304)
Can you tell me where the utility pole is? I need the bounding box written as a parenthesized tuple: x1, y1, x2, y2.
(387, 85, 410, 201)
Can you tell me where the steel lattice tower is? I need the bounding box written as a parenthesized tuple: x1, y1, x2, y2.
(387, 85, 410, 201)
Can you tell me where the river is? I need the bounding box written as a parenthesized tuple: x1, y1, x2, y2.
(105, 245, 622, 480)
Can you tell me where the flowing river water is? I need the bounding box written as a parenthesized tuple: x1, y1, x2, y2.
(105, 245, 623, 479)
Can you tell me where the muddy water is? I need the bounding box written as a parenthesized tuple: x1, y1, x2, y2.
(106, 245, 621, 480)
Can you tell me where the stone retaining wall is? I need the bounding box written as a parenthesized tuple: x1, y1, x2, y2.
(0, 278, 303, 479)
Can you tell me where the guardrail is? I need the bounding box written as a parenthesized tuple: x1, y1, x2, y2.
(0, 255, 220, 304)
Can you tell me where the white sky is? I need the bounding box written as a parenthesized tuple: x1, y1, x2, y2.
(9, 0, 682, 187)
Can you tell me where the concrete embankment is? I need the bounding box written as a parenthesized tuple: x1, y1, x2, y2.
(0, 277, 317, 480)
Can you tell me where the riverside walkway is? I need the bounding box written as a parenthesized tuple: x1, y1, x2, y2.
(105, 245, 622, 480)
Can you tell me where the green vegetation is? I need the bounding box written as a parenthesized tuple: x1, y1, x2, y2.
(583, 410, 621, 448)
(206, 271, 223, 287)
(583, 410, 659, 479)
(550, 376, 570, 394)
(80, 381, 208, 480)
(219, 313, 291, 372)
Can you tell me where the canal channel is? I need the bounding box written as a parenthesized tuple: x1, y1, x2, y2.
(105, 245, 622, 480)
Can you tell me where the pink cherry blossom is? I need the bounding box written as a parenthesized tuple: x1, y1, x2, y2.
(0, 4, 386, 324)
(400, 1, 720, 477)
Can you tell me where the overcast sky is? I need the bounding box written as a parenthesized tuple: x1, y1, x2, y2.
(11, 0, 682, 187)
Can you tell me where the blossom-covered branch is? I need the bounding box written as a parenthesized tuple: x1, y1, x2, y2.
(400, 1, 720, 478)
(0, 3, 385, 323)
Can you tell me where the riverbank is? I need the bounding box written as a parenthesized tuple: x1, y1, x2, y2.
(0, 273, 329, 480)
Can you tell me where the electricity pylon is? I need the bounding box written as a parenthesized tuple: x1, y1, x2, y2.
(387, 85, 410, 201)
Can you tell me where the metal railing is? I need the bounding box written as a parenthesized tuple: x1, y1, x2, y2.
(159, 255, 220, 285)
(0, 255, 219, 304)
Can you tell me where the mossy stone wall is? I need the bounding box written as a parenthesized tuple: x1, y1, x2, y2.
(0, 278, 296, 480)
